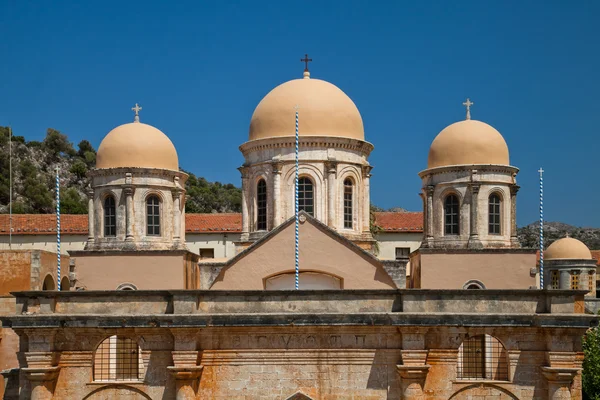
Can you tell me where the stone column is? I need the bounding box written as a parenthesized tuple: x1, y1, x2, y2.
(172, 185, 182, 243)
(86, 187, 95, 243)
(22, 329, 60, 400)
(468, 183, 482, 248)
(326, 162, 337, 228)
(510, 184, 520, 246)
(272, 161, 283, 228)
(560, 270, 571, 290)
(238, 167, 250, 238)
(168, 330, 203, 400)
(541, 367, 579, 400)
(362, 165, 373, 233)
(425, 186, 434, 246)
(124, 173, 134, 241)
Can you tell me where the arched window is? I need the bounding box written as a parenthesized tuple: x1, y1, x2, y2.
(463, 280, 486, 289)
(42, 275, 55, 290)
(94, 335, 144, 381)
(343, 179, 353, 229)
(104, 196, 116, 237)
(256, 179, 267, 231)
(488, 193, 501, 235)
(444, 194, 460, 235)
(265, 272, 341, 290)
(298, 177, 314, 216)
(458, 334, 508, 381)
(146, 195, 160, 236)
(116, 283, 138, 290)
(60, 276, 71, 291)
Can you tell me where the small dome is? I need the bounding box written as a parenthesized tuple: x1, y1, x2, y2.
(427, 120, 510, 169)
(249, 76, 364, 141)
(545, 237, 593, 260)
(96, 122, 179, 170)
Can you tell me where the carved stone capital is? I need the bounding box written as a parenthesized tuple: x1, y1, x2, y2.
(425, 185, 435, 197)
(325, 161, 338, 174)
(22, 366, 60, 382)
(125, 172, 133, 185)
(271, 161, 284, 174)
(238, 166, 249, 180)
(86, 186, 94, 199)
(469, 183, 481, 194)
(362, 165, 373, 178)
(124, 186, 134, 196)
(510, 184, 520, 195)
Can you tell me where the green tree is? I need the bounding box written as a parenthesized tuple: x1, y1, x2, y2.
(583, 324, 600, 399)
(70, 160, 88, 180)
(43, 128, 76, 161)
(19, 160, 54, 213)
(60, 187, 87, 214)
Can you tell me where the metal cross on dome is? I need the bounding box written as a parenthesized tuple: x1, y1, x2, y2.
(300, 54, 312, 72)
(132, 103, 142, 122)
(462, 98, 473, 120)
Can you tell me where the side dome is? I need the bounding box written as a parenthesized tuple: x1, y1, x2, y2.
(249, 77, 364, 141)
(427, 120, 510, 169)
(545, 237, 593, 260)
(96, 122, 179, 170)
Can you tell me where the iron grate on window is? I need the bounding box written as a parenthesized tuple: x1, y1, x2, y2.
(257, 179, 267, 230)
(457, 334, 508, 381)
(146, 196, 160, 236)
(444, 195, 459, 235)
(104, 196, 116, 237)
(488, 194, 501, 235)
(298, 177, 314, 216)
(94, 336, 143, 382)
(343, 179, 353, 229)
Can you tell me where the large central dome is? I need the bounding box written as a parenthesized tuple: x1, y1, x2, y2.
(248, 75, 364, 141)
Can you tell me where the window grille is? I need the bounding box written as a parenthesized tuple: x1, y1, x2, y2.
(457, 334, 508, 381)
(444, 195, 460, 235)
(94, 336, 143, 381)
(571, 271, 580, 290)
(146, 195, 160, 236)
(343, 179, 353, 229)
(298, 177, 314, 216)
(551, 270, 559, 289)
(256, 179, 267, 231)
(395, 247, 410, 260)
(104, 196, 116, 237)
(488, 194, 501, 235)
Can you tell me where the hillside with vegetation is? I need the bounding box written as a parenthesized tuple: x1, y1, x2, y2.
(518, 222, 600, 250)
(0, 126, 241, 214)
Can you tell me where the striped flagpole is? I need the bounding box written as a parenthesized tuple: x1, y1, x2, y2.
(56, 167, 61, 291)
(295, 106, 300, 290)
(538, 167, 544, 289)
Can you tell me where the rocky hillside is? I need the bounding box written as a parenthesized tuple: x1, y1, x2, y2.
(0, 126, 241, 214)
(518, 222, 600, 250)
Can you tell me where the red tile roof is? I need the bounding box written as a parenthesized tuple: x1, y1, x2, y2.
(0, 212, 424, 235)
(373, 212, 423, 232)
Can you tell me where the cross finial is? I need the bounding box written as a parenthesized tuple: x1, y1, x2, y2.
(462, 98, 474, 120)
(538, 167, 544, 175)
(300, 54, 312, 79)
(131, 103, 142, 123)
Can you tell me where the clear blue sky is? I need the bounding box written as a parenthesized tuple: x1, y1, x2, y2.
(1, 1, 598, 227)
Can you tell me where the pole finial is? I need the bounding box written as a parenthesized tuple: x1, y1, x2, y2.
(300, 54, 312, 79)
(462, 98, 474, 120)
(132, 103, 142, 122)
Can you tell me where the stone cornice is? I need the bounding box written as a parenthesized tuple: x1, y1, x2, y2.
(89, 167, 188, 180)
(239, 136, 374, 157)
(418, 164, 519, 179)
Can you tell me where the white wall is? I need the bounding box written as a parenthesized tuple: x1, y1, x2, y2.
(375, 232, 423, 260)
(184, 233, 242, 259)
(0, 234, 87, 254)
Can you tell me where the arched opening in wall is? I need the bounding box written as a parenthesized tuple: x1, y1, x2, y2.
(457, 334, 508, 381)
(265, 271, 341, 290)
(42, 274, 55, 290)
(462, 280, 486, 290)
(116, 283, 138, 290)
(488, 193, 501, 235)
(444, 194, 460, 235)
(60, 276, 70, 291)
(93, 336, 144, 382)
(343, 178, 353, 229)
(146, 195, 161, 236)
(104, 195, 117, 237)
(256, 179, 267, 231)
(297, 177, 314, 216)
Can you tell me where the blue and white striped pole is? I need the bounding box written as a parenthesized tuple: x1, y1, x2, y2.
(295, 106, 300, 290)
(538, 167, 544, 289)
(56, 167, 61, 291)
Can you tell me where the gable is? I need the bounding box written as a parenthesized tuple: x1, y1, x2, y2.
(210, 217, 396, 290)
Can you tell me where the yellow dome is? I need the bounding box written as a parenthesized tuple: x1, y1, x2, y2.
(427, 120, 510, 169)
(249, 76, 364, 141)
(96, 122, 179, 170)
(545, 237, 593, 260)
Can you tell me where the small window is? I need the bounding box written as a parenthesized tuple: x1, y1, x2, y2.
(257, 179, 267, 231)
(298, 177, 314, 216)
(444, 195, 460, 235)
(199, 248, 215, 259)
(343, 179, 353, 229)
(146, 195, 160, 236)
(551, 270, 559, 289)
(94, 336, 143, 381)
(488, 194, 501, 235)
(395, 247, 410, 260)
(104, 196, 116, 237)
(571, 271, 580, 290)
(458, 334, 508, 381)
